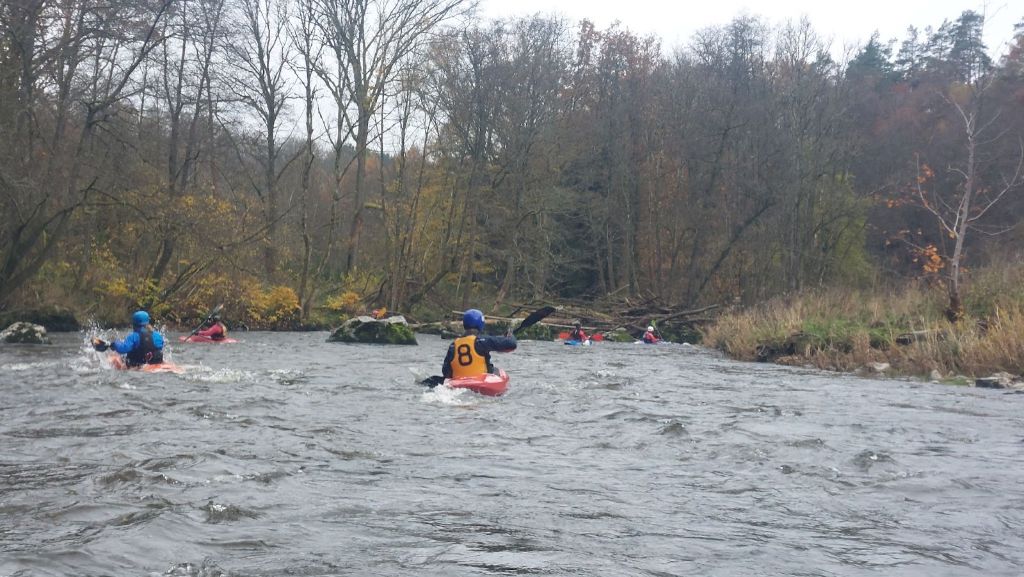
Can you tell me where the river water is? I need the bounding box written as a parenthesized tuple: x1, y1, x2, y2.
(1, 332, 1022, 576)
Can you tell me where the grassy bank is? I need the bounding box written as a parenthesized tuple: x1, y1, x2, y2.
(702, 266, 1024, 379)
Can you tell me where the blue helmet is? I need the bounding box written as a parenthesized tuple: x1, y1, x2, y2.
(463, 309, 485, 331)
(132, 310, 150, 326)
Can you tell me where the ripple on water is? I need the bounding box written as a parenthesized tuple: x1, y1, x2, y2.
(3, 332, 1024, 576)
(200, 501, 260, 523)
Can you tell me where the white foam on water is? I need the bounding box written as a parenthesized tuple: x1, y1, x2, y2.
(421, 384, 476, 406)
(1, 362, 49, 371)
(185, 367, 255, 383)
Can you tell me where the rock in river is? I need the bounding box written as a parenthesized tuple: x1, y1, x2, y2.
(1, 322, 51, 344)
(327, 315, 417, 345)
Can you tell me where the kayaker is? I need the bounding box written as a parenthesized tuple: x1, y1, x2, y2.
(195, 314, 228, 341)
(642, 325, 660, 344)
(568, 321, 588, 342)
(92, 310, 165, 367)
(442, 309, 517, 378)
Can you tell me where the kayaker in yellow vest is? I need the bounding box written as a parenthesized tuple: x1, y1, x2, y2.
(442, 309, 517, 378)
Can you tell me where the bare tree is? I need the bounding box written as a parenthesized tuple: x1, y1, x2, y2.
(313, 0, 475, 274)
(287, 0, 324, 316)
(225, 0, 293, 280)
(0, 0, 174, 306)
(916, 75, 1024, 321)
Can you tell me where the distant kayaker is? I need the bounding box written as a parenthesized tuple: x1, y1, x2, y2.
(568, 321, 588, 342)
(642, 325, 660, 344)
(442, 309, 517, 378)
(195, 314, 228, 341)
(92, 310, 165, 367)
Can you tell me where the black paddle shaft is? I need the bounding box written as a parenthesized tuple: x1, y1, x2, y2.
(512, 306, 556, 336)
(190, 304, 224, 335)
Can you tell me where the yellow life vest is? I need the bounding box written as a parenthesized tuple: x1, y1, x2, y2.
(450, 335, 488, 378)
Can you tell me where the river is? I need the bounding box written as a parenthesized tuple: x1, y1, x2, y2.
(1, 331, 1022, 576)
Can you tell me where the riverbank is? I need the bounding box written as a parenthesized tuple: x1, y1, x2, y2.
(702, 267, 1024, 383)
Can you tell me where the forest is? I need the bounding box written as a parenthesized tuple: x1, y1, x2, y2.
(2, 0, 1023, 330)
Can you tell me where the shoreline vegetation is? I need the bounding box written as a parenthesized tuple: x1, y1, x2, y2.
(7, 263, 1024, 387)
(703, 264, 1024, 385)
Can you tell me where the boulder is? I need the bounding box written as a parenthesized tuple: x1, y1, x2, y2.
(975, 372, 1019, 389)
(327, 315, 417, 345)
(1, 322, 51, 344)
(603, 328, 636, 343)
(411, 321, 460, 339)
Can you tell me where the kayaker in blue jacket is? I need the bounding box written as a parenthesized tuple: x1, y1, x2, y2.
(442, 309, 517, 378)
(92, 310, 165, 367)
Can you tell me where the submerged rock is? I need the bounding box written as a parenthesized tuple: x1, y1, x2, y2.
(0, 322, 51, 344)
(327, 315, 417, 345)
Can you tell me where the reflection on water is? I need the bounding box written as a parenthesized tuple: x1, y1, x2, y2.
(1, 332, 1023, 576)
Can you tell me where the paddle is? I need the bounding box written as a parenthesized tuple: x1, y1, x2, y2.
(511, 305, 556, 336)
(420, 305, 556, 388)
(189, 303, 224, 336)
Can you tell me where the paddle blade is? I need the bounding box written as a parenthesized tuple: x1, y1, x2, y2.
(558, 331, 569, 340)
(591, 333, 604, 342)
(513, 306, 556, 335)
(420, 375, 446, 388)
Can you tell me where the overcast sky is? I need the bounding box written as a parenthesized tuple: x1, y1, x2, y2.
(478, 0, 1021, 59)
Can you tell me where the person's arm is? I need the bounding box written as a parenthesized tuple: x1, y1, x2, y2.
(441, 343, 455, 378)
(110, 332, 138, 354)
(152, 331, 164, 348)
(196, 325, 216, 337)
(476, 335, 517, 353)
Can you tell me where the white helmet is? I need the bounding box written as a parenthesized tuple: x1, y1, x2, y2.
(647, 326, 654, 331)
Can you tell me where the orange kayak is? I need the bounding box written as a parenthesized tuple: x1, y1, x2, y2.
(108, 352, 184, 374)
(444, 369, 509, 396)
(178, 335, 238, 343)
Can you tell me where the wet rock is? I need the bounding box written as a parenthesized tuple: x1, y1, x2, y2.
(975, 372, 1020, 389)
(412, 321, 458, 338)
(0, 322, 51, 344)
(929, 369, 943, 382)
(603, 328, 635, 343)
(327, 315, 417, 345)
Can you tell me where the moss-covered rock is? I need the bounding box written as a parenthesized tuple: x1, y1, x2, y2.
(412, 321, 460, 339)
(0, 307, 79, 332)
(513, 323, 555, 341)
(603, 328, 636, 343)
(1, 322, 51, 344)
(327, 315, 417, 345)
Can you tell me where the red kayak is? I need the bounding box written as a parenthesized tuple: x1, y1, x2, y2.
(108, 352, 184, 374)
(445, 369, 509, 396)
(178, 334, 238, 343)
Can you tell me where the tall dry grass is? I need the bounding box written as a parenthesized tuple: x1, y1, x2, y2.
(703, 268, 1024, 378)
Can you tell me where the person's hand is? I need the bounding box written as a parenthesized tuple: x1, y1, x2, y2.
(92, 337, 109, 352)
